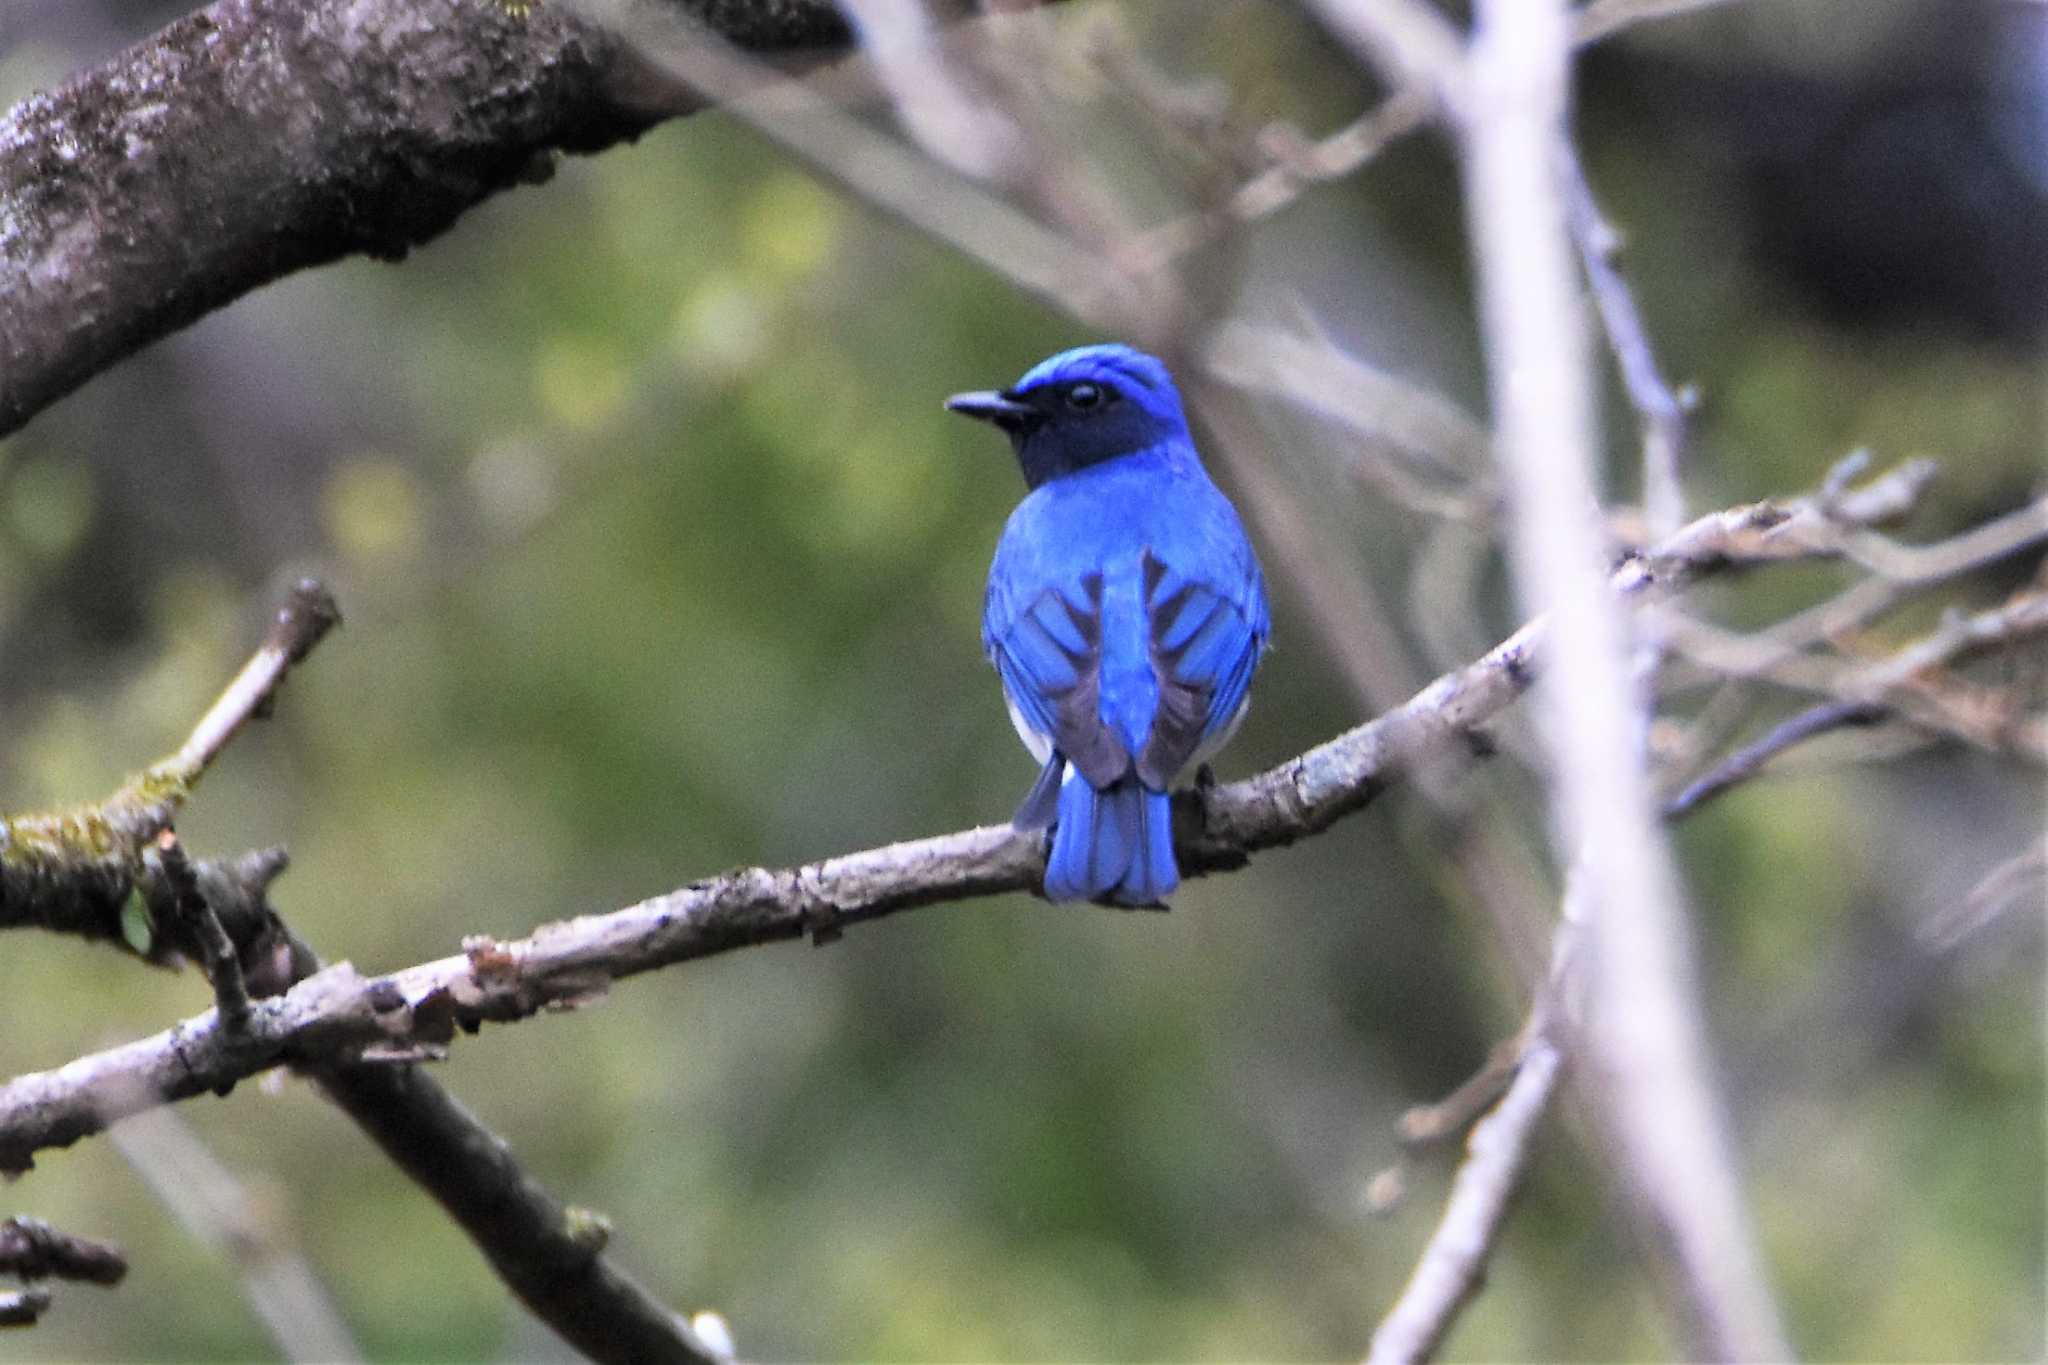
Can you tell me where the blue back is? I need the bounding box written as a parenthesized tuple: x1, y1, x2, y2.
(980, 346, 1270, 799)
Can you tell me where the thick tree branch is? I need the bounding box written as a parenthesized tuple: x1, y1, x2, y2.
(0, 0, 852, 437)
(0, 620, 1534, 1175)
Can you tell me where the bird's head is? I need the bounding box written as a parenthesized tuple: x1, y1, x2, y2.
(946, 344, 1193, 489)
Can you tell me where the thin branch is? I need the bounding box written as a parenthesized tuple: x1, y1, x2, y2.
(0, 1216, 127, 1286)
(0, 1287, 51, 1328)
(1564, 148, 1690, 541)
(1919, 836, 2048, 951)
(1302, 0, 1468, 110)
(1367, 1041, 1563, 1365)
(1200, 320, 1495, 524)
(170, 580, 344, 781)
(832, 0, 1024, 182)
(1663, 585, 2048, 761)
(560, 0, 1147, 337)
(0, 1215, 126, 1331)
(110, 1107, 362, 1363)
(1395, 1033, 1528, 1148)
(1368, 864, 1591, 1364)
(1661, 700, 1888, 817)
(148, 830, 254, 1029)
(1816, 495, 2048, 587)
(1572, 0, 1754, 46)
(1130, 89, 1436, 270)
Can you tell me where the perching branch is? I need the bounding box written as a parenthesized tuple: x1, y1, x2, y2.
(0, 464, 1965, 1179)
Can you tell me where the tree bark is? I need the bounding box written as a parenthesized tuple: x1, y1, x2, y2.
(0, 0, 850, 436)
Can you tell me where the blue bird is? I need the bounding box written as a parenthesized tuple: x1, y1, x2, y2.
(947, 345, 1271, 905)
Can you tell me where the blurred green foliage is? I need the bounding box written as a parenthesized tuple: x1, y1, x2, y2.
(1, 1, 2041, 1360)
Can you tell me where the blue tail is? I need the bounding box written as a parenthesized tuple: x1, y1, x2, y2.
(1042, 774, 1178, 905)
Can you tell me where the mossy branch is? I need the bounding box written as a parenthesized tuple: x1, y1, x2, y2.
(0, 581, 339, 972)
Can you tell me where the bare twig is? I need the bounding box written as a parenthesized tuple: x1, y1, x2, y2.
(561, 0, 1145, 337)
(1572, 0, 1754, 46)
(1564, 149, 1689, 540)
(1368, 867, 1592, 1363)
(1811, 495, 2048, 587)
(0, 1287, 51, 1327)
(1303, 0, 1467, 109)
(1664, 586, 2048, 761)
(833, 0, 1023, 181)
(0, 1215, 126, 1330)
(148, 830, 254, 1029)
(1130, 90, 1436, 269)
(1201, 320, 1494, 523)
(171, 580, 343, 781)
(1396, 1033, 1528, 1148)
(1661, 700, 1888, 818)
(1367, 1041, 1563, 1365)
(1919, 837, 2048, 951)
(0, 1216, 127, 1285)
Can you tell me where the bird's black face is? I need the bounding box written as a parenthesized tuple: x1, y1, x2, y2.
(947, 377, 1172, 490)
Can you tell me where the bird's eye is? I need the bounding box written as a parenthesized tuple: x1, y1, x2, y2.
(1066, 382, 1107, 411)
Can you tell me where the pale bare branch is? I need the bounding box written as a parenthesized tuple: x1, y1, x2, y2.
(1450, 0, 1789, 1354)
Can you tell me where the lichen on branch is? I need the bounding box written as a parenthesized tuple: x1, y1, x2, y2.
(0, 581, 339, 969)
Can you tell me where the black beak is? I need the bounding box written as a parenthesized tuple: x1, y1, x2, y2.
(945, 389, 1039, 434)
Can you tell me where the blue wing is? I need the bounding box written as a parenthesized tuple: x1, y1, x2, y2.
(985, 571, 1130, 796)
(1133, 548, 1267, 788)
(984, 554, 1267, 797)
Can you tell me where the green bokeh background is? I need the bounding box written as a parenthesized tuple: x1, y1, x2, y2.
(1, 1, 2041, 1360)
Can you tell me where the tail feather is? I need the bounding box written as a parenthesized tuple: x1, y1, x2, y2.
(1043, 774, 1179, 905)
